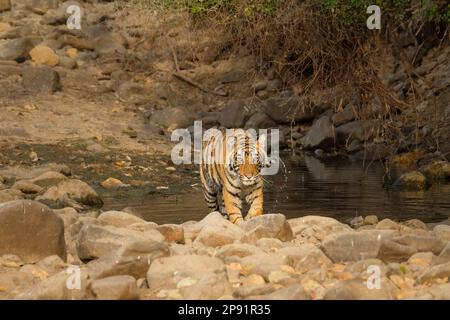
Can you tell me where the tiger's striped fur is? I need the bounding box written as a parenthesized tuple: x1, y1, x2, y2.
(199, 128, 268, 224)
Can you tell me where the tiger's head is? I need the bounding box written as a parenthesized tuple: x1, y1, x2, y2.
(227, 132, 270, 186)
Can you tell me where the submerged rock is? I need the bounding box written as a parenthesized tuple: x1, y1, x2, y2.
(393, 171, 429, 191)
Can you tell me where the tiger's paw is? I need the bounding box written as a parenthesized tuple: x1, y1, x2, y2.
(228, 214, 244, 225)
(245, 211, 263, 221)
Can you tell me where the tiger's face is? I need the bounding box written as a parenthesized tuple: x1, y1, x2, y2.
(228, 134, 269, 186)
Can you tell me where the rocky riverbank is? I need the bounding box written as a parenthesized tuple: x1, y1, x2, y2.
(1, 0, 449, 300)
(1, 169, 450, 300)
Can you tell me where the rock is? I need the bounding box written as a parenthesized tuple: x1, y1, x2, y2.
(0, 254, 24, 268)
(86, 143, 109, 154)
(61, 35, 94, 51)
(420, 160, 450, 180)
(262, 283, 309, 300)
(116, 81, 152, 105)
(242, 214, 294, 243)
(255, 238, 284, 252)
(194, 220, 245, 247)
(87, 239, 169, 280)
(0, 22, 11, 32)
(0, 189, 25, 203)
(332, 104, 357, 126)
(29, 45, 59, 66)
(266, 79, 282, 91)
(0, 63, 21, 77)
(276, 245, 332, 270)
(0, 38, 34, 62)
(219, 71, 243, 84)
(239, 253, 292, 280)
(433, 225, 450, 242)
(393, 171, 429, 191)
(180, 273, 232, 300)
(402, 219, 429, 231)
(218, 99, 253, 128)
(37, 179, 103, 208)
(288, 215, 352, 243)
(263, 96, 315, 124)
(253, 81, 267, 92)
(24, 0, 60, 14)
(184, 211, 234, 243)
(302, 116, 334, 149)
(335, 120, 377, 143)
(216, 243, 264, 260)
(419, 262, 450, 284)
(268, 270, 295, 285)
(324, 278, 396, 299)
(233, 283, 278, 298)
(155, 224, 184, 244)
(377, 239, 417, 263)
(100, 177, 125, 189)
(425, 283, 450, 299)
(408, 252, 435, 267)
(0, 270, 33, 298)
(321, 230, 397, 262)
(376, 218, 400, 230)
(58, 56, 77, 69)
(146, 255, 225, 292)
(89, 275, 138, 300)
(349, 216, 364, 228)
(0, 0, 11, 12)
(92, 32, 127, 58)
(41, 7, 68, 26)
(244, 112, 277, 129)
(345, 258, 387, 276)
(16, 269, 89, 300)
(0, 200, 66, 263)
(169, 243, 194, 256)
(97, 211, 146, 228)
(392, 235, 446, 255)
(256, 90, 270, 99)
(241, 274, 266, 286)
(35, 255, 67, 275)
(76, 223, 164, 260)
(31, 171, 68, 187)
(22, 65, 61, 94)
(11, 180, 43, 194)
(149, 106, 195, 131)
(364, 215, 379, 225)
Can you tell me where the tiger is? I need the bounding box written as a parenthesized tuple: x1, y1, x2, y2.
(199, 127, 270, 224)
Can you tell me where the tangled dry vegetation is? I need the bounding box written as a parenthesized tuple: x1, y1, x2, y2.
(125, 0, 449, 156)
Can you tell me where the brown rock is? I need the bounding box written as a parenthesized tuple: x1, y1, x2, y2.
(22, 65, 61, 94)
(0, 0, 11, 12)
(89, 275, 139, 300)
(155, 224, 184, 243)
(76, 223, 164, 260)
(37, 179, 103, 208)
(0, 200, 66, 263)
(30, 45, 59, 66)
(242, 214, 294, 242)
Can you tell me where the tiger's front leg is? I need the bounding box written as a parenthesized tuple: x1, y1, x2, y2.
(246, 186, 264, 220)
(222, 188, 243, 224)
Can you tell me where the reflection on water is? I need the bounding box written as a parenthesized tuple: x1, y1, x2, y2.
(103, 154, 450, 224)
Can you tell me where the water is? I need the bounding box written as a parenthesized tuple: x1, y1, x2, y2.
(102, 154, 450, 225)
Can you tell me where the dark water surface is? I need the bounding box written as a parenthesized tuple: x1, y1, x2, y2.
(103, 155, 450, 225)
